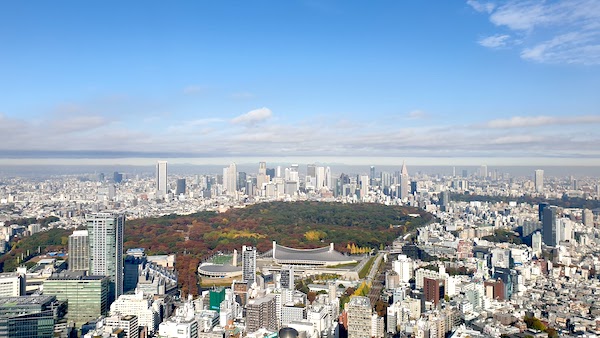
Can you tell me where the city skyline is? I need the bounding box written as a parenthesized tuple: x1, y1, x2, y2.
(0, 1, 599, 165)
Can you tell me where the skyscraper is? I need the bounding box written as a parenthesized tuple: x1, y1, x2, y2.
(398, 161, 410, 199)
(257, 162, 269, 190)
(69, 230, 89, 272)
(241, 245, 256, 286)
(156, 161, 168, 195)
(87, 212, 125, 302)
(479, 165, 488, 179)
(534, 169, 544, 193)
(176, 178, 186, 196)
(223, 163, 238, 196)
(542, 206, 558, 247)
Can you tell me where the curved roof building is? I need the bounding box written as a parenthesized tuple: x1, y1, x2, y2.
(272, 241, 356, 266)
(197, 263, 242, 278)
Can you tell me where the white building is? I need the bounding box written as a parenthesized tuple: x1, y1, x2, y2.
(0, 272, 25, 297)
(392, 255, 414, 284)
(110, 290, 161, 334)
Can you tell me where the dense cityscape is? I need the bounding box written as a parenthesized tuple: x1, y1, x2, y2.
(2, 0, 600, 337)
(0, 161, 599, 338)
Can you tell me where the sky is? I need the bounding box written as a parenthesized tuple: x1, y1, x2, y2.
(0, 0, 599, 166)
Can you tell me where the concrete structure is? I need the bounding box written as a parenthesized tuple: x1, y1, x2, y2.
(346, 296, 371, 338)
(542, 206, 558, 247)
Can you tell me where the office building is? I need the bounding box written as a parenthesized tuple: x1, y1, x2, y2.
(156, 161, 168, 195)
(43, 272, 109, 326)
(176, 178, 186, 196)
(479, 165, 488, 179)
(223, 163, 238, 196)
(242, 246, 257, 286)
(257, 162, 269, 190)
(68, 230, 89, 272)
(346, 296, 372, 338)
(87, 212, 125, 302)
(534, 169, 544, 193)
(398, 161, 410, 199)
(0, 295, 59, 338)
(542, 206, 558, 247)
(113, 171, 123, 184)
(246, 294, 278, 333)
(359, 175, 369, 199)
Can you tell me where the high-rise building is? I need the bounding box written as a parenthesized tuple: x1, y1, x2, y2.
(346, 296, 372, 338)
(392, 255, 413, 284)
(246, 294, 278, 333)
(280, 266, 294, 290)
(176, 178, 186, 196)
(156, 161, 168, 195)
(534, 169, 544, 193)
(583, 209, 594, 227)
(359, 175, 369, 199)
(315, 166, 326, 190)
(479, 165, 488, 179)
(257, 162, 269, 189)
(87, 212, 125, 302)
(68, 230, 89, 272)
(222, 163, 238, 196)
(398, 161, 410, 199)
(306, 164, 316, 178)
(542, 206, 558, 247)
(531, 231, 542, 257)
(424, 278, 444, 306)
(241, 245, 256, 286)
(369, 166, 376, 182)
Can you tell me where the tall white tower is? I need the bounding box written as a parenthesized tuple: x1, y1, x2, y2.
(223, 163, 238, 196)
(86, 212, 125, 302)
(156, 161, 168, 195)
(534, 169, 544, 193)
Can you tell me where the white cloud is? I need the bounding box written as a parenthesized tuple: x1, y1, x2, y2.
(231, 107, 273, 125)
(484, 115, 600, 128)
(470, 0, 600, 65)
(478, 34, 511, 48)
(52, 115, 109, 133)
(467, 0, 495, 13)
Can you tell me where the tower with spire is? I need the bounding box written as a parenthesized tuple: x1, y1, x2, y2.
(398, 161, 410, 200)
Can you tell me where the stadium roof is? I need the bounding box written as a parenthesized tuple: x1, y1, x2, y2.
(272, 242, 356, 266)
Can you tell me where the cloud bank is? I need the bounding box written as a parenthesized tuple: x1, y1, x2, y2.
(468, 0, 600, 65)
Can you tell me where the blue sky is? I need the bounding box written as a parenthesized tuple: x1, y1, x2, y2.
(0, 0, 599, 165)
